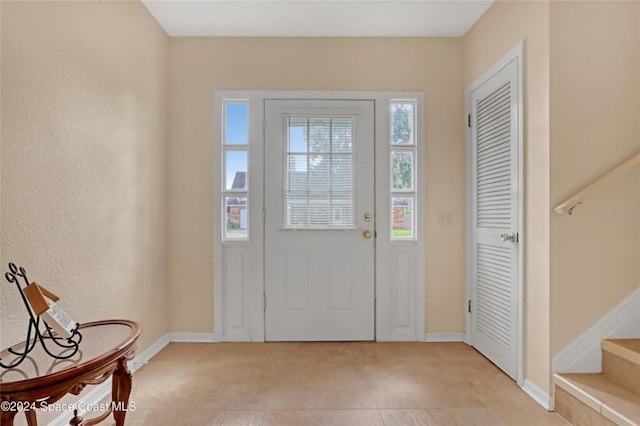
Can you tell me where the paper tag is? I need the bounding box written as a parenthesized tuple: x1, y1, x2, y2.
(42, 302, 76, 338)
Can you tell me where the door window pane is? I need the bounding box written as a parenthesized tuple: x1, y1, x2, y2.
(225, 150, 248, 191)
(225, 103, 248, 145)
(285, 192, 308, 226)
(332, 118, 353, 152)
(392, 197, 414, 239)
(391, 151, 414, 191)
(309, 194, 330, 226)
(288, 117, 308, 152)
(332, 156, 354, 191)
(391, 102, 415, 145)
(309, 118, 331, 152)
(225, 196, 248, 239)
(309, 155, 330, 191)
(287, 155, 308, 191)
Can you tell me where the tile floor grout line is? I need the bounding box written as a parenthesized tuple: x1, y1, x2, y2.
(125, 342, 569, 425)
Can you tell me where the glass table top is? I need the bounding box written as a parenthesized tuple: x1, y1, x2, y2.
(1, 321, 137, 385)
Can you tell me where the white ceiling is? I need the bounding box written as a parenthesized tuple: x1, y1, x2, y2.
(141, 0, 494, 37)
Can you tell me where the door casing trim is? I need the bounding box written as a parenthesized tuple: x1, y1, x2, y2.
(213, 90, 425, 342)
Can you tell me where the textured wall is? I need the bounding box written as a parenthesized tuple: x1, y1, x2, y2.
(549, 1, 640, 356)
(1, 1, 169, 352)
(463, 0, 551, 392)
(167, 38, 466, 334)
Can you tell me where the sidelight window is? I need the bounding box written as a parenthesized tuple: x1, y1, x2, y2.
(390, 101, 417, 240)
(222, 101, 249, 240)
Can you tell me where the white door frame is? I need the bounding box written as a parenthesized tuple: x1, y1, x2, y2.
(464, 43, 525, 386)
(213, 90, 425, 342)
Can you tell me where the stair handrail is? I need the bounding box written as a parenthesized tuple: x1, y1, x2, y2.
(554, 150, 640, 215)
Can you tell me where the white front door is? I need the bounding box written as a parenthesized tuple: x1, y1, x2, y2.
(469, 52, 522, 380)
(264, 100, 375, 341)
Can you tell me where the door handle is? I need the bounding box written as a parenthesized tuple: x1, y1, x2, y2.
(500, 232, 517, 243)
(363, 230, 372, 239)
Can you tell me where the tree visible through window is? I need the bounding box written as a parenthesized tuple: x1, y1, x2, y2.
(392, 104, 414, 145)
(390, 101, 417, 240)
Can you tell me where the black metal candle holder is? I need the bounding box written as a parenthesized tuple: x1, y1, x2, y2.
(1, 262, 82, 369)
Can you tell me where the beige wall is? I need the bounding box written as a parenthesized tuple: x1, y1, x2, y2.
(549, 1, 640, 356)
(4, 1, 635, 404)
(1, 1, 170, 352)
(167, 38, 466, 334)
(463, 0, 551, 392)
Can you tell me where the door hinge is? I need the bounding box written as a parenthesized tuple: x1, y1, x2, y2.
(468, 299, 472, 313)
(467, 114, 471, 128)
(262, 208, 266, 223)
(263, 294, 266, 312)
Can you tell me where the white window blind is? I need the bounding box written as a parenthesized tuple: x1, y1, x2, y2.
(282, 115, 356, 229)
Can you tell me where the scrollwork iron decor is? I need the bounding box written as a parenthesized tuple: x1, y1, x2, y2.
(1, 263, 82, 369)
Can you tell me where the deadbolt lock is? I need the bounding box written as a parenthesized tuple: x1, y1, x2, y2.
(364, 213, 372, 222)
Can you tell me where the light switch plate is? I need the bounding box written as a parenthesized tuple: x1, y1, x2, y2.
(438, 210, 453, 226)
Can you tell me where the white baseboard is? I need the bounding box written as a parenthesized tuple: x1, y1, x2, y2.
(522, 379, 554, 411)
(48, 380, 115, 426)
(168, 332, 219, 343)
(130, 333, 171, 371)
(424, 332, 466, 342)
(221, 331, 252, 342)
(552, 287, 640, 374)
(49, 332, 212, 426)
(380, 335, 421, 342)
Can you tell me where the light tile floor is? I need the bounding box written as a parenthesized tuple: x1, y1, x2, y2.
(112, 342, 569, 425)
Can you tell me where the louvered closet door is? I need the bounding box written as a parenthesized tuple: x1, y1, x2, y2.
(470, 58, 519, 380)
